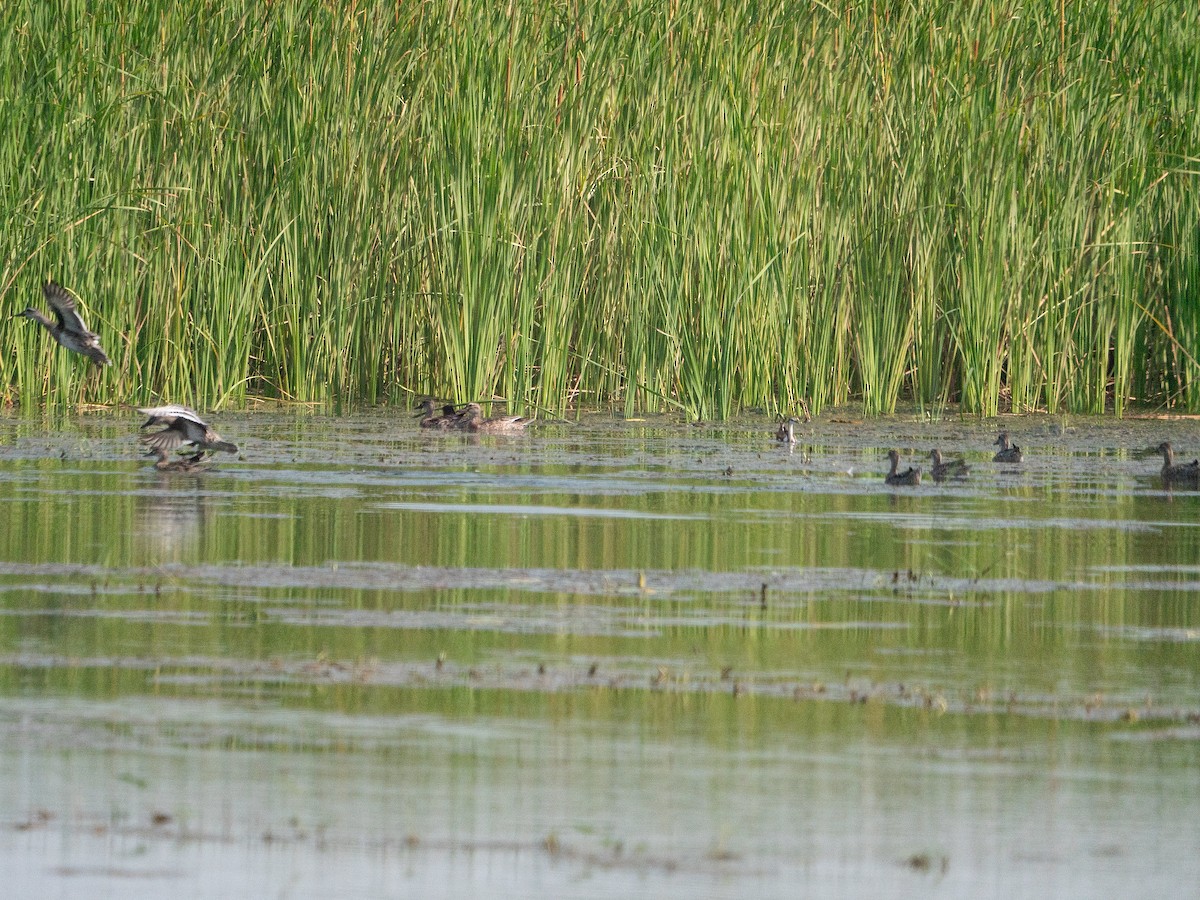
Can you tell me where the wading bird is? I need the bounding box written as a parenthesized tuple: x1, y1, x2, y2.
(885, 449, 921, 486)
(458, 402, 532, 433)
(1150, 441, 1200, 485)
(929, 449, 969, 482)
(15, 281, 110, 366)
(138, 405, 238, 463)
(993, 432, 1023, 463)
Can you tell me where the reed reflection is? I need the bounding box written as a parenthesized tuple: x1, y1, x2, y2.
(134, 473, 209, 561)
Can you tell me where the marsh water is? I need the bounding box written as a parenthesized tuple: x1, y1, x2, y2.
(1, 410, 1198, 898)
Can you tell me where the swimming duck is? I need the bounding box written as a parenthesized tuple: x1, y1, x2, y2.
(885, 450, 921, 486)
(929, 449, 969, 482)
(143, 446, 213, 473)
(415, 398, 460, 429)
(458, 402, 532, 433)
(775, 417, 801, 445)
(993, 432, 1023, 463)
(138, 405, 238, 461)
(1152, 441, 1200, 484)
(15, 281, 110, 366)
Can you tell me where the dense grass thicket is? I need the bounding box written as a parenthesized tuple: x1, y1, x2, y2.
(1, 1, 1198, 418)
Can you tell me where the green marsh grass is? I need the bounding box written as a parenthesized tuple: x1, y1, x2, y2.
(1, 1, 1198, 417)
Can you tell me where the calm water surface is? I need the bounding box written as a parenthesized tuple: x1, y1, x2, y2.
(1, 411, 1198, 898)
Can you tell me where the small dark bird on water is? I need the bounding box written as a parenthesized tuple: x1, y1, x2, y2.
(885, 449, 921, 486)
(1150, 441, 1200, 484)
(138, 405, 238, 463)
(415, 398, 461, 430)
(929, 448, 969, 482)
(993, 432, 1023, 463)
(15, 281, 110, 366)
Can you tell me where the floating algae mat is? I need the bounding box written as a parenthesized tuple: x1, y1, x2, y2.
(1, 412, 1198, 898)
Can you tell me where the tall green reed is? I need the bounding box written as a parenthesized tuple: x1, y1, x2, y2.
(1, 1, 1198, 417)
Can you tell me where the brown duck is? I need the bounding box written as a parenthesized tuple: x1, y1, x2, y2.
(929, 449, 969, 482)
(144, 447, 214, 473)
(993, 432, 1023, 463)
(885, 450, 921, 486)
(775, 417, 801, 445)
(458, 402, 532, 433)
(416, 399, 461, 430)
(1151, 441, 1200, 484)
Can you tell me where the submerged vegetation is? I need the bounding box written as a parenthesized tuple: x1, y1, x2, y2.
(1, 1, 1198, 418)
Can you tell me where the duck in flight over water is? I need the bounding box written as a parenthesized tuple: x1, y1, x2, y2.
(16, 281, 110, 366)
(138, 405, 238, 463)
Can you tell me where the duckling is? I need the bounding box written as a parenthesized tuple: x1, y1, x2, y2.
(993, 432, 1023, 463)
(885, 450, 922, 486)
(15, 281, 110, 366)
(458, 402, 532, 433)
(1151, 441, 1200, 484)
(138, 406, 238, 460)
(415, 398, 460, 429)
(929, 448, 969, 482)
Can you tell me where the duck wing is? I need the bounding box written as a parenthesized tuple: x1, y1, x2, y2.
(137, 405, 209, 429)
(140, 427, 187, 453)
(43, 281, 93, 336)
(80, 342, 111, 366)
